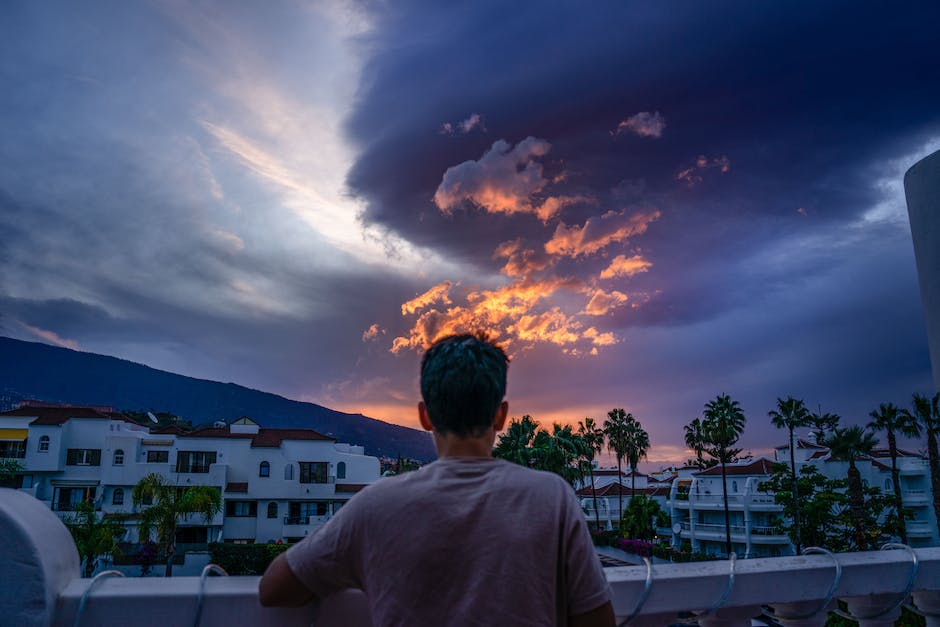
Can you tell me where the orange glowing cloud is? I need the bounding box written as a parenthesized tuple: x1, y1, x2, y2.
(493, 239, 554, 277)
(599, 254, 653, 279)
(544, 209, 660, 258)
(433, 137, 587, 221)
(677, 154, 731, 186)
(401, 281, 453, 315)
(362, 323, 385, 342)
(582, 288, 629, 315)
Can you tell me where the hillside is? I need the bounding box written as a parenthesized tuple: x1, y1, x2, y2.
(0, 336, 434, 461)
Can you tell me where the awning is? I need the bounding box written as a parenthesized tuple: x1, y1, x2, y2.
(141, 439, 173, 446)
(0, 429, 28, 441)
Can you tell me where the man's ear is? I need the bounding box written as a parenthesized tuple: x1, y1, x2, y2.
(418, 401, 433, 432)
(493, 401, 509, 432)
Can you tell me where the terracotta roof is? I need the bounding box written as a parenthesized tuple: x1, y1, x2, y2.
(808, 450, 828, 460)
(335, 483, 368, 493)
(151, 426, 189, 435)
(774, 438, 827, 450)
(576, 483, 657, 497)
(593, 469, 647, 477)
(225, 482, 249, 493)
(176, 426, 334, 447)
(871, 448, 926, 460)
(695, 457, 776, 476)
(2, 405, 139, 426)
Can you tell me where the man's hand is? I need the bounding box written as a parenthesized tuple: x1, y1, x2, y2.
(259, 552, 317, 607)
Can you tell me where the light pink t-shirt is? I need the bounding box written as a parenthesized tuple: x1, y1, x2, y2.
(286, 457, 610, 627)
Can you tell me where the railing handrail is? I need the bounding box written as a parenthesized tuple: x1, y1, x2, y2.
(48, 548, 940, 626)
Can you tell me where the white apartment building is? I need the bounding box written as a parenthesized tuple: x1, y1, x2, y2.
(0, 403, 380, 546)
(664, 437, 939, 558)
(576, 468, 672, 531)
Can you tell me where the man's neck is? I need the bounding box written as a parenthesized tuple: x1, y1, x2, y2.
(433, 430, 496, 459)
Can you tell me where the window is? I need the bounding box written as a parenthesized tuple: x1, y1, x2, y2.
(267, 502, 278, 519)
(113, 449, 125, 465)
(38, 436, 50, 452)
(336, 462, 346, 480)
(0, 440, 26, 459)
(225, 501, 258, 517)
(176, 451, 217, 473)
(112, 488, 124, 505)
(146, 450, 169, 463)
(286, 501, 328, 524)
(54, 487, 96, 511)
(731, 480, 738, 493)
(284, 464, 294, 480)
(66, 449, 102, 466)
(299, 462, 329, 484)
(259, 461, 270, 477)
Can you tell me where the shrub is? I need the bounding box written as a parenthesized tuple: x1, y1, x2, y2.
(208, 542, 290, 575)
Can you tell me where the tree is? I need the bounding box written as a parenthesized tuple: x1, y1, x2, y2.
(493, 415, 539, 467)
(623, 418, 650, 495)
(66, 501, 126, 577)
(132, 473, 222, 576)
(577, 417, 605, 531)
(807, 409, 840, 445)
(825, 425, 878, 550)
(0, 459, 24, 487)
(759, 463, 894, 553)
(868, 402, 921, 543)
(531, 424, 589, 486)
(620, 495, 663, 543)
(702, 394, 747, 557)
(683, 418, 709, 469)
(604, 408, 631, 531)
(768, 396, 810, 552)
(903, 392, 940, 532)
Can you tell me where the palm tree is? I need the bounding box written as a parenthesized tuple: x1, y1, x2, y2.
(684, 418, 708, 469)
(703, 394, 747, 557)
(604, 408, 631, 531)
(768, 396, 810, 552)
(620, 494, 663, 542)
(493, 415, 539, 466)
(66, 501, 126, 577)
(903, 393, 940, 532)
(132, 473, 222, 576)
(532, 424, 589, 486)
(825, 425, 878, 550)
(624, 418, 650, 495)
(807, 409, 840, 445)
(868, 402, 921, 543)
(577, 417, 605, 531)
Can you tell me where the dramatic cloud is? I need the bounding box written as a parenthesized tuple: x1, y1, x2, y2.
(493, 239, 553, 277)
(544, 210, 661, 258)
(612, 111, 666, 138)
(440, 113, 485, 135)
(362, 323, 385, 342)
(401, 281, 453, 315)
(433, 137, 587, 221)
(583, 289, 629, 316)
(600, 254, 653, 279)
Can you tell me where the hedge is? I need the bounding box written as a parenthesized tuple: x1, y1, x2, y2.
(208, 542, 290, 575)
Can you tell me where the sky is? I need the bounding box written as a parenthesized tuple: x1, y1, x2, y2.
(2, 0, 939, 467)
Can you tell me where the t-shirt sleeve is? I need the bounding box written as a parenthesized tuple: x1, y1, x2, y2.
(562, 487, 611, 616)
(284, 496, 365, 598)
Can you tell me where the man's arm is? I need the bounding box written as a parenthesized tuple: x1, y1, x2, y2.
(570, 600, 615, 627)
(258, 552, 317, 607)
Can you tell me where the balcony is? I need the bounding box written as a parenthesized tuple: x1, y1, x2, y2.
(900, 459, 930, 476)
(6, 487, 940, 627)
(282, 514, 331, 537)
(908, 521, 935, 538)
(903, 489, 930, 506)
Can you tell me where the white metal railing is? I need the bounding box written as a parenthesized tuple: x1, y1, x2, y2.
(47, 548, 940, 626)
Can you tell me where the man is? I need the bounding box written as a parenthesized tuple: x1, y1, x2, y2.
(260, 333, 614, 626)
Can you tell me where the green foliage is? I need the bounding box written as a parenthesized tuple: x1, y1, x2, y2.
(494, 416, 590, 486)
(122, 409, 192, 429)
(493, 415, 539, 466)
(759, 463, 894, 552)
(0, 458, 23, 485)
(132, 473, 223, 576)
(208, 542, 290, 575)
(66, 502, 126, 577)
(619, 495, 662, 542)
(702, 393, 747, 556)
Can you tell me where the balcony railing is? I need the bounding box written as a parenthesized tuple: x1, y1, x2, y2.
(44, 549, 940, 626)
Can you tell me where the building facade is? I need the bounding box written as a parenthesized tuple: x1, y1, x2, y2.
(0, 403, 380, 545)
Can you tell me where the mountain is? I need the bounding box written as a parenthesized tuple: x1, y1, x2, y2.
(0, 336, 434, 461)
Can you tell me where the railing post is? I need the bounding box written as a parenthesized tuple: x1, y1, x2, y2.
(913, 590, 940, 627)
(770, 601, 833, 627)
(697, 606, 762, 626)
(841, 594, 902, 627)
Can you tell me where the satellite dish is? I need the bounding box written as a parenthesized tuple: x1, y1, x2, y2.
(672, 523, 682, 535)
(147, 412, 158, 424)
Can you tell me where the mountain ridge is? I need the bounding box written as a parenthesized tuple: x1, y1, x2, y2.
(0, 336, 434, 461)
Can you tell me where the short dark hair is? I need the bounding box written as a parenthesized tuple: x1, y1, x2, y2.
(420, 333, 509, 437)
